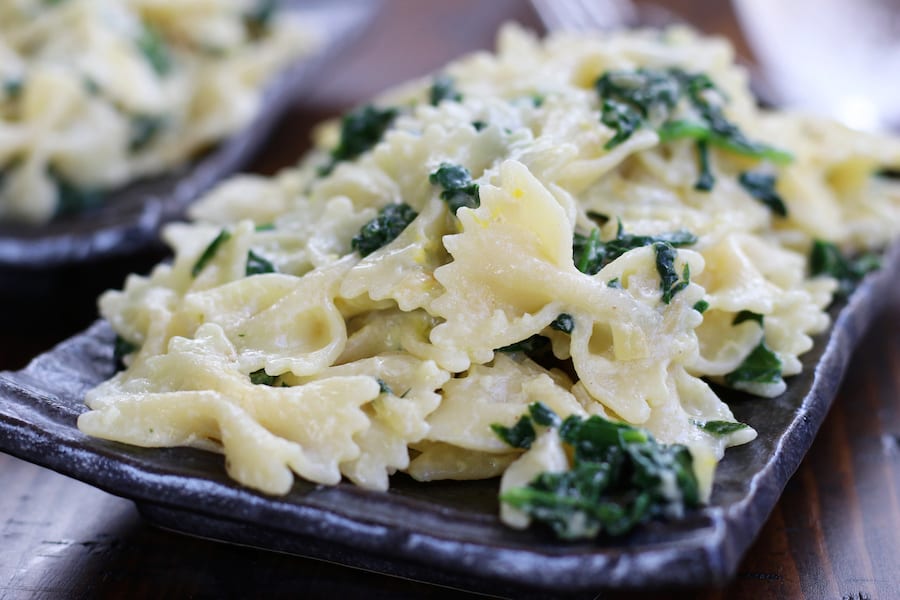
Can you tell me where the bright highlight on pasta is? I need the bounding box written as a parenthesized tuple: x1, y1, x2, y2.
(0, 0, 315, 223)
(78, 25, 900, 539)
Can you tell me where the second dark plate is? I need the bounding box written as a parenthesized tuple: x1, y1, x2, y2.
(0, 0, 379, 271)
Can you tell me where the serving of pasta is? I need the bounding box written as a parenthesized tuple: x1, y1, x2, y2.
(77, 25, 900, 539)
(0, 0, 315, 224)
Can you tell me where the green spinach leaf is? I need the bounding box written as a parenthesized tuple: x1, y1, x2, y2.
(732, 310, 764, 327)
(549, 313, 574, 334)
(351, 203, 418, 257)
(192, 229, 231, 277)
(695, 420, 749, 436)
(724, 340, 782, 386)
(136, 26, 171, 76)
(491, 415, 536, 450)
(249, 369, 279, 386)
(573, 221, 697, 276)
(429, 75, 462, 105)
(429, 163, 480, 213)
(496, 405, 700, 539)
(810, 240, 881, 297)
(321, 105, 398, 175)
(738, 171, 788, 217)
(654, 242, 691, 304)
(246, 250, 276, 276)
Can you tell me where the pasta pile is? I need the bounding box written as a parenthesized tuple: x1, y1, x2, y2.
(79, 26, 900, 534)
(0, 0, 315, 223)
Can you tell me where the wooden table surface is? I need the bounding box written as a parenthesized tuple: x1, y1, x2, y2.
(2, 2, 899, 598)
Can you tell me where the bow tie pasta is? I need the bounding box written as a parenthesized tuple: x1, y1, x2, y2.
(0, 0, 316, 223)
(79, 25, 900, 539)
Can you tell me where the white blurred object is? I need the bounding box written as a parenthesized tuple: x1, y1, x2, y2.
(530, 0, 638, 32)
(732, 0, 900, 132)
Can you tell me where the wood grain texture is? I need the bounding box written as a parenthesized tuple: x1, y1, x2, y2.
(1, 1, 899, 598)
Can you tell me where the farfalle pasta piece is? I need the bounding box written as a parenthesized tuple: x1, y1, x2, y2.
(423, 353, 586, 454)
(692, 233, 832, 389)
(290, 354, 450, 490)
(432, 159, 706, 424)
(79, 323, 374, 493)
(430, 159, 582, 363)
(407, 442, 518, 482)
(567, 244, 705, 423)
(183, 258, 354, 376)
(341, 197, 454, 313)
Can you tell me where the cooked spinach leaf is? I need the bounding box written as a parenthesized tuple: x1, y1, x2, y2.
(693, 299, 709, 314)
(501, 463, 635, 538)
(694, 140, 715, 191)
(491, 403, 560, 449)
(573, 228, 603, 274)
(113, 335, 137, 368)
(54, 175, 104, 216)
(594, 68, 792, 166)
(738, 171, 787, 217)
(573, 220, 697, 276)
(681, 75, 791, 163)
(495, 334, 553, 359)
(249, 369, 279, 386)
(595, 69, 680, 149)
(129, 115, 165, 152)
(695, 420, 749, 436)
(246, 250, 276, 276)
(724, 340, 782, 386)
(497, 317, 571, 360)
(529, 402, 561, 428)
(136, 26, 171, 76)
(549, 313, 574, 334)
(596, 69, 682, 118)
(321, 105, 398, 175)
(82, 77, 101, 95)
(429, 74, 462, 105)
(429, 163, 480, 213)
(657, 118, 793, 164)
(810, 239, 881, 297)
(50, 166, 103, 215)
(3, 77, 22, 98)
(732, 310, 764, 327)
(244, 0, 277, 36)
(491, 415, 536, 450)
(376, 378, 394, 395)
(351, 203, 418, 257)
(192, 229, 231, 277)
(600, 99, 644, 149)
(497, 405, 700, 539)
(587, 211, 610, 225)
(654, 242, 691, 304)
